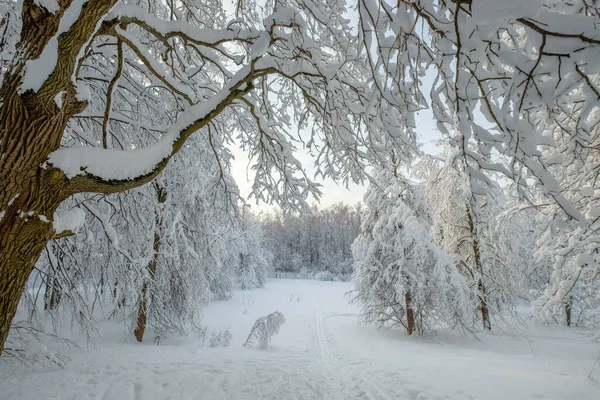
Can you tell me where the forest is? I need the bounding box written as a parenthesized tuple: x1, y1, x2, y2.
(0, 0, 599, 398)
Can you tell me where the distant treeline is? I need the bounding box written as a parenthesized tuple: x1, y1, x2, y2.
(258, 204, 362, 281)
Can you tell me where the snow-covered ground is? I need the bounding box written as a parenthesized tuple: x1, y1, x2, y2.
(1, 279, 599, 400)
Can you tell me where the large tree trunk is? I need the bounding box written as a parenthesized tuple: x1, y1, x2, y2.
(0, 0, 247, 354)
(133, 184, 167, 342)
(0, 82, 73, 356)
(0, 0, 119, 355)
(0, 213, 59, 354)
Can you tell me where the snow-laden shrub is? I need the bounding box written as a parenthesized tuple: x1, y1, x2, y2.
(209, 327, 232, 347)
(243, 311, 285, 349)
(313, 271, 337, 282)
(352, 170, 473, 335)
(2, 323, 73, 368)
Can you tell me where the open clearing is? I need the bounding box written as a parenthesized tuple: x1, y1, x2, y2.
(1, 279, 599, 400)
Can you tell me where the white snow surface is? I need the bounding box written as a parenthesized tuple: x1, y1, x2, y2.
(53, 208, 85, 235)
(34, 0, 59, 13)
(471, 0, 544, 23)
(1, 280, 599, 400)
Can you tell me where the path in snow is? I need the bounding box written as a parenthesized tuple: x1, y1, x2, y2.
(1, 280, 599, 400)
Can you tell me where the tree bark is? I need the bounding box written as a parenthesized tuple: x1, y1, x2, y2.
(133, 184, 167, 342)
(465, 206, 491, 331)
(405, 291, 415, 336)
(0, 215, 58, 353)
(0, 0, 119, 355)
(0, 0, 254, 355)
(565, 295, 572, 327)
(0, 80, 73, 356)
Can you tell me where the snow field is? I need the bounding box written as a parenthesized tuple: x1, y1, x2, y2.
(1, 280, 599, 400)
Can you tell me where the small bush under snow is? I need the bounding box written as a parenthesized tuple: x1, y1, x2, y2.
(209, 327, 232, 347)
(244, 311, 285, 349)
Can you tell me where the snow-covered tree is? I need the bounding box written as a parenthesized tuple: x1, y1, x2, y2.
(425, 158, 533, 330)
(235, 211, 270, 290)
(352, 169, 472, 335)
(260, 204, 361, 280)
(20, 130, 271, 345)
(356, 0, 600, 330)
(529, 96, 600, 330)
(0, 0, 418, 353)
(2, 0, 600, 354)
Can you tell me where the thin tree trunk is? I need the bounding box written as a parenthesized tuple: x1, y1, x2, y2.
(113, 279, 119, 300)
(478, 279, 491, 330)
(48, 277, 62, 310)
(565, 295, 572, 327)
(45, 275, 62, 311)
(133, 184, 167, 342)
(44, 243, 62, 311)
(133, 249, 158, 342)
(405, 291, 415, 336)
(465, 206, 491, 331)
(113, 279, 127, 307)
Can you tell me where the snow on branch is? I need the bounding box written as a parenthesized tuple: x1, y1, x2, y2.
(108, 4, 260, 46)
(48, 63, 257, 185)
(33, 0, 60, 14)
(52, 208, 85, 239)
(243, 311, 285, 349)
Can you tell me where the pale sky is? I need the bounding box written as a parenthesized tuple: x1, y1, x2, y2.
(231, 108, 444, 212)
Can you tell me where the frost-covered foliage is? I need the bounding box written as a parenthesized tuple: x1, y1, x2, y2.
(525, 94, 600, 333)
(17, 133, 271, 345)
(425, 159, 533, 330)
(0, 1, 20, 73)
(0, 0, 427, 354)
(260, 204, 361, 280)
(352, 169, 473, 335)
(209, 327, 232, 348)
(531, 206, 600, 331)
(0, 0, 421, 212)
(2, 322, 72, 368)
(236, 212, 270, 290)
(352, 0, 600, 335)
(356, 0, 599, 221)
(244, 311, 285, 349)
(2, 0, 600, 357)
